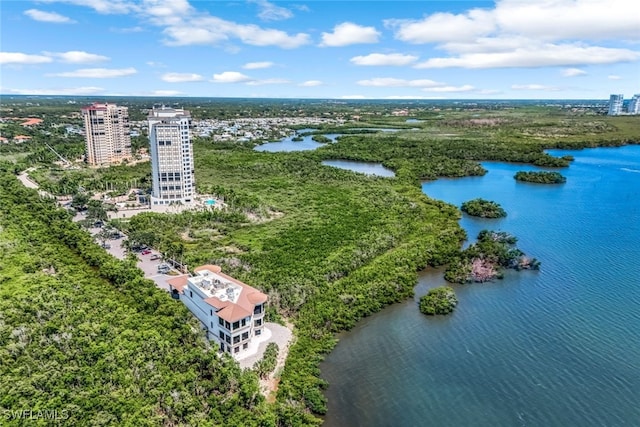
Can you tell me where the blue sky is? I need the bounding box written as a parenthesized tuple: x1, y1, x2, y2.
(1, 0, 638, 99)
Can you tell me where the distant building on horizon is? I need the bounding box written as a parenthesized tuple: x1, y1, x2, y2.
(628, 94, 640, 115)
(81, 102, 132, 166)
(608, 94, 624, 116)
(148, 106, 195, 205)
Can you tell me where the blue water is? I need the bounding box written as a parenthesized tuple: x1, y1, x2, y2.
(321, 145, 640, 427)
(254, 133, 341, 152)
(321, 160, 396, 177)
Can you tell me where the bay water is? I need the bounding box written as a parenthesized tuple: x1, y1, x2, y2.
(321, 145, 640, 427)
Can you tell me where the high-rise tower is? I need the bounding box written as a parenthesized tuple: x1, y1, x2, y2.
(627, 94, 640, 115)
(82, 103, 132, 166)
(607, 94, 624, 116)
(148, 107, 195, 205)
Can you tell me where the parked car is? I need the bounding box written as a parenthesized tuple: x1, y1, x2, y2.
(157, 263, 170, 273)
(150, 254, 161, 260)
(101, 243, 111, 249)
(141, 249, 152, 255)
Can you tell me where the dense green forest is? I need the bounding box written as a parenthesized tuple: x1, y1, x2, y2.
(0, 167, 276, 426)
(1, 99, 639, 425)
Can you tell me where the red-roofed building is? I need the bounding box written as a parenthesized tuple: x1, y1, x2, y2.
(168, 265, 267, 357)
(21, 118, 43, 127)
(13, 135, 32, 144)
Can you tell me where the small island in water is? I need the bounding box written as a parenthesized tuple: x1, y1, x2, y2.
(419, 286, 458, 315)
(461, 198, 507, 218)
(515, 171, 566, 184)
(445, 230, 540, 284)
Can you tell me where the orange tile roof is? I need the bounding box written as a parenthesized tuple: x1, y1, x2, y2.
(21, 118, 43, 126)
(194, 265, 222, 274)
(167, 275, 189, 293)
(167, 265, 267, 322)
(204, 297, 230, 310)
(189, 265, 268, 322)
(217, 303, 252, 323)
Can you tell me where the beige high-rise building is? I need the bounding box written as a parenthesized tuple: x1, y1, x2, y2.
(82, 103, 132, 166)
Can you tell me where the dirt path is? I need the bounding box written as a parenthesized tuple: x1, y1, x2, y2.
(259, 321, 294, 402)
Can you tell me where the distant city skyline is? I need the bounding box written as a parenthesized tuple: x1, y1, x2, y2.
(1, 0, 639, 99)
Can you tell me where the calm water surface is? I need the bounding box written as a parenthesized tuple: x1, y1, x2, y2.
(254, 132, 340, 152)
(321, 145, 640, 427)
(322, 160, 396, 177)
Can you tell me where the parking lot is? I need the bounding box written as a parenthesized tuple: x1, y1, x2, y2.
(88, 226, 177, 292)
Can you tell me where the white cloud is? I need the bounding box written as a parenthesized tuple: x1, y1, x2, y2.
(340, 95, 367, 99)
(110, 26, 144, 33)
(39, 0, 311, 49)
(512, 84, 562, 91)
(38, 0, 138, 15)
(6, 86, 104, 95)
(24, 9, 76, 23)
(51, 67, 137, 78)
(242, 61, 274, 69)
(150, 90, 183, 96)
(0, 52, 53, 64)
(320, 22, 380, 47)
(413, 44, 640, 69)
(45, 51, 110, 63)
(144, 0, 192, 20)
(161, 72, 204, 83)
(212, 71, 252, 83)
(493, 0, 640, 41)
(146, 61, 166, 67)
(385, 9, 494, 44)
(423, 85, 476, 93)
(299, 80, 323, 87)
(608, 74, 622, 80)
(357, 77, 443, 88)
(386, 0, 640, 70)
(250, 0, 293, 21)
(164, 17, 310, 48)
(384, 95, 431, 99)
(562, 67, 587, 77)
(350, 53, 418, 66)
(246, 78, 290, 86)
(388, 0, 639, 44)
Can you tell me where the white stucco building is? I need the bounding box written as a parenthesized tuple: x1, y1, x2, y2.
(148, 107, 195, 205)
(82, 103, 132, 166)
(168, 265, 268, 357)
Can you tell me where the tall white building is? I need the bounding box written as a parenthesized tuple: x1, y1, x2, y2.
(627, 94, 640, 115)
(608, 94, 624, 116)
(167, 265, 268, 357)
(148, 107, 195, 205)
(81, 103, 132, 166)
